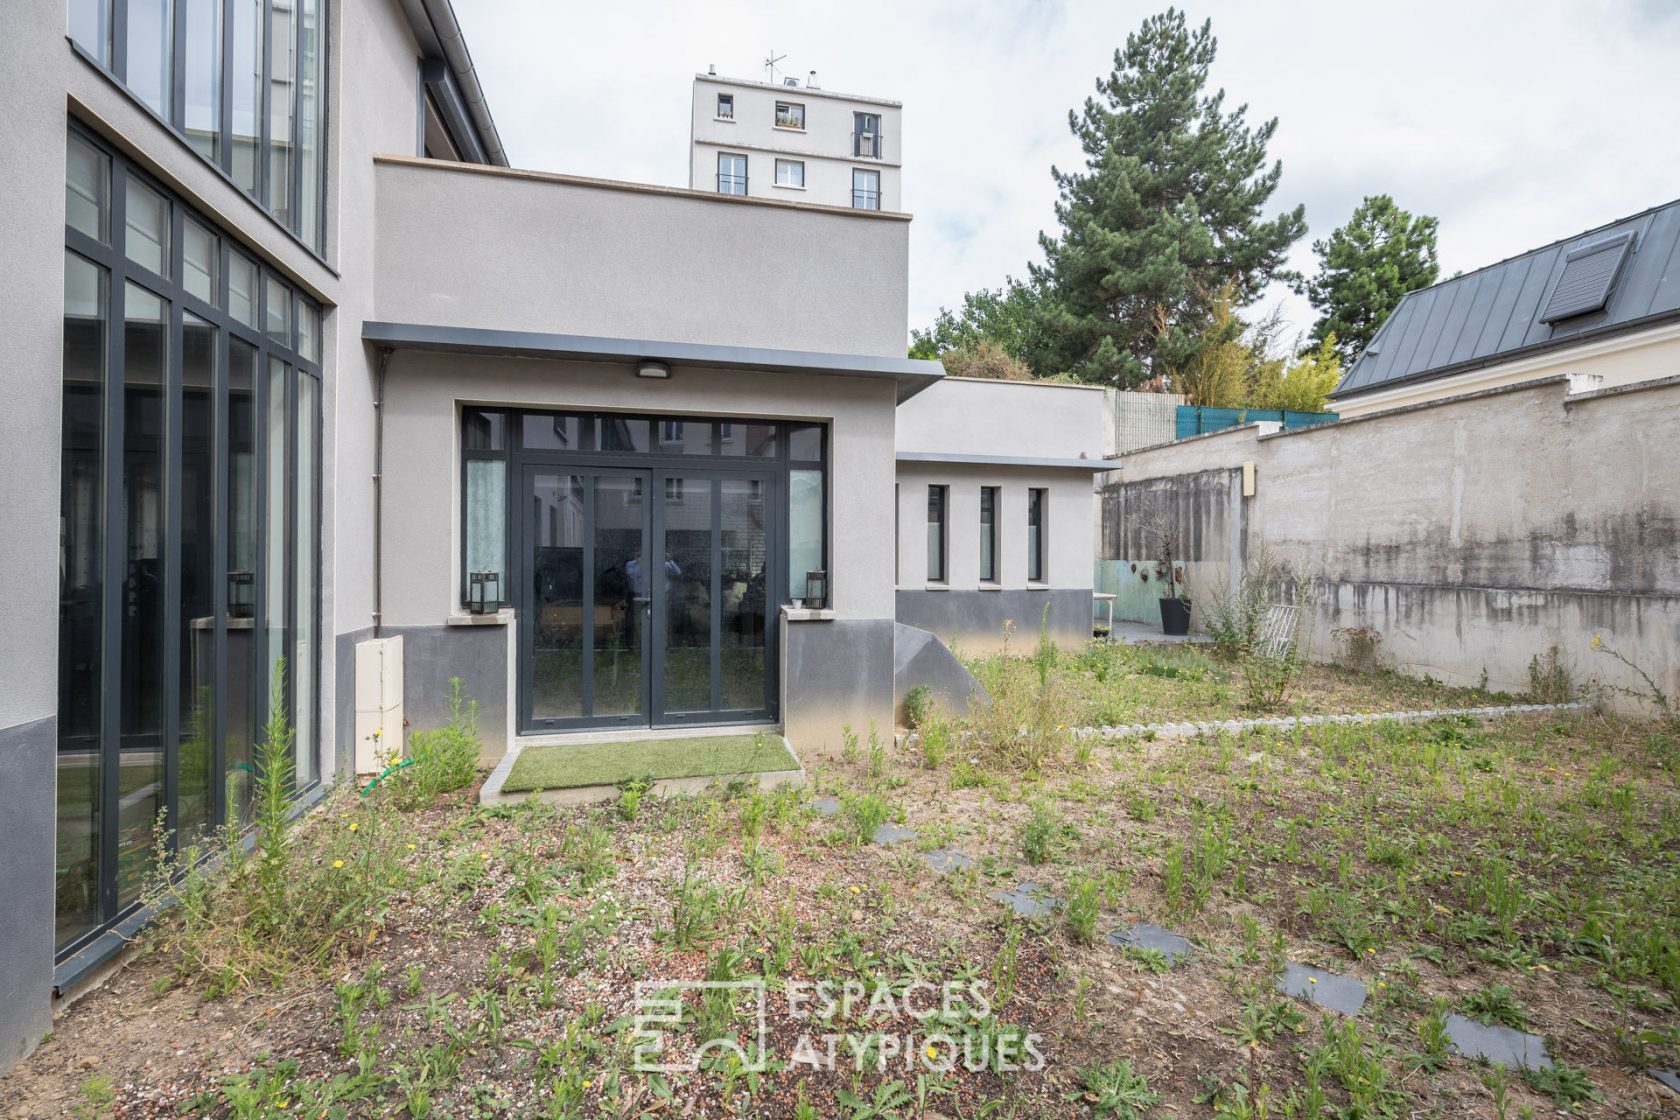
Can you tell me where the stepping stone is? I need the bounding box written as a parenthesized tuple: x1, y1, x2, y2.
(1443, 1014, 1552, 1069)
(989, 881, 1059, 918)
(920, 848, 974, 874)
(811, 796, 840, 817)
(1277, 962, 1367, 1016)
(1107, 923, 1195, 964)
(871, 822, 917, 847)
(1648, 1069, 1680, 1093)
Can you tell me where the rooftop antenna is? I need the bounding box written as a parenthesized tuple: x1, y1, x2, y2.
(763, 48, 787, 85)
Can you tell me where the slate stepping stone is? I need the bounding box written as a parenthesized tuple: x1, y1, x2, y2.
(1277, 962, 1367, 1016)
(871, 822, 917, 847)
(1444, 1014, 1552, 1069)
(920, 848, 974, 874)
(811, 796, 840, 817)
(989, 881, 1060, 918)
(1106, 923, 1195, 965)
(1648, 1068, 1679, 1093)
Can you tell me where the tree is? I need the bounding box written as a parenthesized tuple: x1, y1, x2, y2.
(1031, 8, 1306, 388)
(1306, 195, 1439, 363)
(908, 278, 1057, 376)
(937, 339, 1033, 381)
(1246, 334, 1342, 412)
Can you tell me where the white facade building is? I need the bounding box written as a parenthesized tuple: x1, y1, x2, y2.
(689, 71, 902, 212)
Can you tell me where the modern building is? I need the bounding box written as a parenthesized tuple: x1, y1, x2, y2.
(689, 69, 901, 211)
(1331, 199, 1680, 417)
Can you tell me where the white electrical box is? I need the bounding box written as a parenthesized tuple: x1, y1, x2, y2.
(354, 635, 404, 774)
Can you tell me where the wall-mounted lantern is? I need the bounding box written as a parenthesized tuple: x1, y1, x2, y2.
(228, 570, 254, 619)
(469, 570, 501, 615)
(803, 569, 828, 610)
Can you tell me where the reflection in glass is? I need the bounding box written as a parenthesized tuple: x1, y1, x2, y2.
(179, 313, 217, 841)
(265, 274, 291, 345)
(230, 0, 261, 193)
(593, 476, 647, 717)
(66, 134, 110, 243)
(662, 477, 714, 714)
(656, 419, 714, 455)
(183, 0, 222, 160)
(521, 413, 582, 451)
(463, 409, 505, 451)
(926, 486, 946, 582)
(69, 0, 114, 65)
(183, 218, 218, 305)
(263, 359, 290, 782)
(266, 0, 296, 223)
(596, 415, 651, 452)
(530, 474, 586, 720)
(225, 339, 259, 819)
(980, 486, 999, 583)
(297, 0, 324, 246)
(465, 460, 507, 590)
(126, 0, 173, 116)
(293, 374, 318, 786)
(1027, 488, 1046, 583)
(58, 252, 107, 949)
(119, 282, 168, 909)
(789, 469, 823, 603)
(719, 422, 777, 457)
(787, 424, 823, 461)
(719, 479, 768, 711)
(124, 179, 170, 277)
(228, 252, 258, 327)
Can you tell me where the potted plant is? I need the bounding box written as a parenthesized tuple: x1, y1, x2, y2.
(1144, 509, 1192, 635)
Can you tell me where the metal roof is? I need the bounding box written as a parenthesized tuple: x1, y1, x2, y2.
(1333, 198, 1680, 400)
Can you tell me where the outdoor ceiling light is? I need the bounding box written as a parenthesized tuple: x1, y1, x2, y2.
(636, 361, 671, 380)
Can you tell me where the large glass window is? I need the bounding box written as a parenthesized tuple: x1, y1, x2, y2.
(57, 128, 324, 958)
(717, 153, 747, 196)
(67, 0, 328, 252)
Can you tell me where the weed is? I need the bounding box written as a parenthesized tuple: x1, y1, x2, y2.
(1523, 1062, 1602, 1109)
(1527, 646, 1575, 704)
(1065, 872, 1100, 944)
(1019, 801, 1066, 866)
(841, 792, 893, 846)
(1069, 1060, 1161, 1119)
(903, 684, 933, 730)
(387, 677, 483, 809)
(1461, 983, 1529, 1030)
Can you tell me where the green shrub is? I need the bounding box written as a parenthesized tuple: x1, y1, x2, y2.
(387, 678, 482, 810)
(903, 684, 933, 730)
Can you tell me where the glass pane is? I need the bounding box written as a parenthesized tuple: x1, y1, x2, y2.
(228, 252, 258, 326)
(464, 408, 505, 451)
(1027, 489, 1045, 582)
(530, 473, 586, 720)
(655, 419, 714, 454)
(720, 479, 767, 711)
(267, 0, 296, 223)
(719, 422, 777, 457)
(69, 0, 114, 65)
(66, 133, 110, 243)
(787, 423, 823, 462)
(465, 459, 507, 592)
(230, 0, 261, 193)
(119, 282, 168, 909)
(980, 487, 997, 583)
(179, 313, 217, 841)
(593, 475, 647, 717)
(262, 358, 290, 792)
(595, 415, 651, 452)
(265, 274, 291, 345)
(225, 338, 259, 819)
(183, 0, 221, 160)
(183, 218, 218, 304)
(661, 477, 714, 714)
(521, 412, 583, 451)
(124, 179, 170, 276)
(297, 0, 323, 247)
(926, 486, 945, 582)
(126, 0, 173, 116)
(298, 300, 320, 363)
(789, 469, 823, 603)
(57, 252, 107, 949)
(293, 374, 318, 786)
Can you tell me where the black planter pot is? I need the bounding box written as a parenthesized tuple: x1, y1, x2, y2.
(1159, 597, 1192, 636)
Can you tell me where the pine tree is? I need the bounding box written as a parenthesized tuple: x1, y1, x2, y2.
(1306, 195, 1439, 363)
(1031, 8, 1305, 388)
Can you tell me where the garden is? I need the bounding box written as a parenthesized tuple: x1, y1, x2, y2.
(4, 634, 1678, 1120)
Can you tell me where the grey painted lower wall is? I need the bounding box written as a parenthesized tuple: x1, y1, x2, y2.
(333, 627, 375, 781)
(895, 588, 1093, 654)
(0, 716, 55, 1069)
(780, 617, 895, 754)
(387, 624, 512, 761)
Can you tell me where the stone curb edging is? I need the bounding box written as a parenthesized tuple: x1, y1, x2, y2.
(1070, 701, 1586, 742)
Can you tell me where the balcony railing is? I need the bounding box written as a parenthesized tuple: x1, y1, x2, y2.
(717, 172, 748, 196)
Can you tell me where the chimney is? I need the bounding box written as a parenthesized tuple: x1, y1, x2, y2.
(807, 70, 820, 89)
(707, 63, 716, 76)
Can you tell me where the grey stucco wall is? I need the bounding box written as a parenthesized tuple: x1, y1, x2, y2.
(780, 617, 895, 756)
(895, 377, 1106, 460)
(895, 589, 1093, 654)
(1101, 376, 1680, 705)
(386, 624, 512, 761)
(372, 159, 912, 359)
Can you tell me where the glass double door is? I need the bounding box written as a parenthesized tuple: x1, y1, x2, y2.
(519, 465, 776, 732)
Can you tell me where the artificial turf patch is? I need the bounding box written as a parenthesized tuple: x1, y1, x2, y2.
(501, 733, 796, 793)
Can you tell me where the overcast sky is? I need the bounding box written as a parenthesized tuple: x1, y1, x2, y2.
(454, 0, 1680, 352)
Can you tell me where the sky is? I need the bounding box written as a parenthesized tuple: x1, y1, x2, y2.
(453, 0, 1680, 352)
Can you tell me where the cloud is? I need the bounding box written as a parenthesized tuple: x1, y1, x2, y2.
(454, 0, 1679, 349)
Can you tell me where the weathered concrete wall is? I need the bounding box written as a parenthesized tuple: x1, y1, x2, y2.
(1101, 376, 1680, 705)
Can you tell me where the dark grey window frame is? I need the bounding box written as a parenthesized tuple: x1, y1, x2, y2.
(773, 158, 805, 189)
(716, 92, 734, 120)
(58, 121, 323, 963)
(717, 151, 748, 195)
(851, 167, 881, 211)
(853, 112, 882, 158)
(66, 0, 331, 255)
(1027, 487, 1047, 583)
(926, 484, 948, 583)
(979, 485, 1000, 584)
(774, 100, 805, 129)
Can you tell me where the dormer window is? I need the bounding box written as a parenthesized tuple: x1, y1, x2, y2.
(1539, 234, 1634, 324)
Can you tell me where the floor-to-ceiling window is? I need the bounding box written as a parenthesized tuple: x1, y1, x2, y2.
(57, 125, 324, 959)
(66, 0, 328, 253)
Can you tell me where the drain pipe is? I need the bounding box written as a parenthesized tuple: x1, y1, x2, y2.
(373, 347, 392, 638)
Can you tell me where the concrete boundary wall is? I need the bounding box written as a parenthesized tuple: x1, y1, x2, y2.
(1099, 375, 1680, 707)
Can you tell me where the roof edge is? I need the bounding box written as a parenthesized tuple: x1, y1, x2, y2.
(403, 0, 508, 166)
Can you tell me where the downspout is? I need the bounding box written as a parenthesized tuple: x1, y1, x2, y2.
(373, 347, 392, 638)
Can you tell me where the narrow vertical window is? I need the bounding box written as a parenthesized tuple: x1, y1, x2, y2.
(178, 311, 218, 841)
(853, 112, 881, 157)
(1027, 488, 1047, 583)
(69, 0, 115, 65)
(718, 152, 747, 196)
(267, 0, 298, 224)
(182, 0, 222, 160)
(296, 0, 325, 248)
(851, 169, 880, 211)
(66, 134, 111, 243)
(126, 0, 174, 116)
(230, 0, 262, 194)
(926, 485, 947, 583)
(980, 486, 999, 583)
(225, 337, 259, 819)
(293, 373, 319, 786)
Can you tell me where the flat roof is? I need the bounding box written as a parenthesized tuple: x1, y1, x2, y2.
(363, 322, 944, 403)
(695, 73, 901, 109)
(895, 451, 1113, 472)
